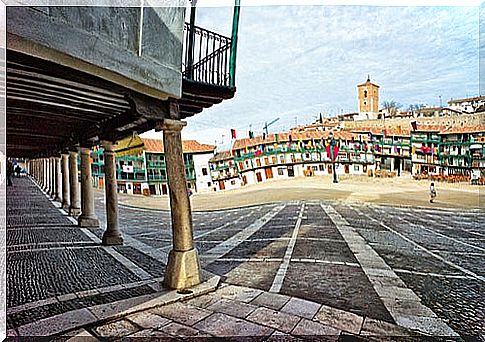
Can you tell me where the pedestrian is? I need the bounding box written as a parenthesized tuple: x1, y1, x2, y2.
(15, 164, 21, 177)
(429, 182, 437, 203)
(7, 159, 13, 186)
(187, 188, 193, 197)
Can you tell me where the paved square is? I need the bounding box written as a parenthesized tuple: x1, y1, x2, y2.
(7, 178, 484, 338)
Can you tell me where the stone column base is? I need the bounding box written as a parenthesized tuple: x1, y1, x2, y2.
(62, 203, 70, 211)
(54, 196, 62, 202)
(78, 216, 100, 228)
(163, 248, 201, 290)
(102, 233, 123, 246)
(69, 207, 81, 216)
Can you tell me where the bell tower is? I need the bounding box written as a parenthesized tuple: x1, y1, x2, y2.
(357, 75, 379, 117)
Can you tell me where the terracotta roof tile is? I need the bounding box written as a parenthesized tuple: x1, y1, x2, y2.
(232, 131, 362, 150)
(210, 150, 233, 162)
(141, 138, 215, 154)
(439, 125, 485, 134)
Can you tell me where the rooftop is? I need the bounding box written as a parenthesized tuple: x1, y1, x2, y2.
(142, 138, 215, 154)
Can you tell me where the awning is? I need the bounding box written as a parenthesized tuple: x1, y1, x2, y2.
(114, 134, 145, 157)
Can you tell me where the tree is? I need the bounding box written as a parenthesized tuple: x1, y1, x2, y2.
(407, 104, 425, 117)
(382, 101, 402, 118)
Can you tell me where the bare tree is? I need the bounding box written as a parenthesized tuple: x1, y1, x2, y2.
(407, 103, 425, 117)
(382, 101, 402, 118)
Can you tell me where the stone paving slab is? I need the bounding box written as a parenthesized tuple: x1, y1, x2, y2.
(83, 283, 427, 340)
(246, 307, 301, 333)
(250, 291, 291, 311)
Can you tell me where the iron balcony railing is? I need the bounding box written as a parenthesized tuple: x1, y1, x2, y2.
(183, 23, 233, 87)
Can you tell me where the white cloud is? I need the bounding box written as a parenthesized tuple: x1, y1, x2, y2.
(178, 5, 480, 144)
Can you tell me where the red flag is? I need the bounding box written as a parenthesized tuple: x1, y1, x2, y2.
(333, 145, 339, 160)
(411, 121, 417, 131)
(231, 129, 236, 139)
(326, 145, 331, 159)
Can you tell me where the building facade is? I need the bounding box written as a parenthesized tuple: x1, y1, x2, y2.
(209, 131, 376, 190)
(207, 123, 485, 191)
(91, 137, 215, 195)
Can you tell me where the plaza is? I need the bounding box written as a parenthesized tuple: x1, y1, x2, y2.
(3, 2, 485, 340)
(6, 176, 484, 338)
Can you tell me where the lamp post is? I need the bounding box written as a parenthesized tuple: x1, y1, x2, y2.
(328, 132, 338, 183)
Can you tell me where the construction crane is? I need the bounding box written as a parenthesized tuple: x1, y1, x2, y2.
(263, 117, 280, 135)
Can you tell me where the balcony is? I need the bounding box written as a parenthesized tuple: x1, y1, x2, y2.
(148, 175, 168, 182)
(147, 161, 166, 168)
(183, 24, 233, 87)
(179, 20, 237, 119)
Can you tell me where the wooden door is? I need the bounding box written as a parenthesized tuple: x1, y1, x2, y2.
(265, 167, 273, 179)
(256, 172, 263, 182)
(219, 180, 225, 190)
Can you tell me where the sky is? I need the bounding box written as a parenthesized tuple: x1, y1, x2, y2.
(142, 2, 481, 148)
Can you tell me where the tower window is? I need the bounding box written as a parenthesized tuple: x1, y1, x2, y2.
(364, 90, 368, 98)
(364, 101, 367, 105)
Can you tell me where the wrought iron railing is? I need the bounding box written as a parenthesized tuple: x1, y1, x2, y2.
(183, 23, 233, 87)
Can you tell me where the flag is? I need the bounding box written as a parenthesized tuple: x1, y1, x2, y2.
(333, 145, 339, 161)
(275, 133, 279, 142)
(289, 135, 293, 142)
(231, 129, 236, 139)
(326, 145, 331, 159)
(368, 133, 373, 141)
(263, 132, 266, 140)
(411, 121, 417, 131)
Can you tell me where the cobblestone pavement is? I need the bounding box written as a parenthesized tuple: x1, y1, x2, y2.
(7, 178, 484, 339)
(96, 190, 483, 338)
(6, 178, 163, 333)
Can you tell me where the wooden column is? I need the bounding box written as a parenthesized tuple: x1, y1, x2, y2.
(160, 118, 201, 289)
(78, 147, 99, 227)
(68, 150, 81, 216)
(101, 141, 123, 245)
(61, 153, 70, 210)
(50, 157, 56, 198)
(54, 156, 62, 202)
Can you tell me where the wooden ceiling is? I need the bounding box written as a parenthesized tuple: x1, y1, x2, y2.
(6, 50, 235, 158)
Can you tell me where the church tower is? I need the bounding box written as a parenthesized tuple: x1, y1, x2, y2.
(357, 75, 379, 119)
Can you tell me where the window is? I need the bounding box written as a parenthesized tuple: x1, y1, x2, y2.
(364, 90, 368, 98)
(312, 166, 318, 171)
(354, 165, 360, 171)
(231, 180, 236, 185)
(202, 168, 208, 176)
(278, 168, 284, 176)
(207, 182, 211, 187)
(319, 164, 324, 171)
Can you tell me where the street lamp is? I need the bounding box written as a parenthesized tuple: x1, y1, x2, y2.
(328, 132, 338, 183)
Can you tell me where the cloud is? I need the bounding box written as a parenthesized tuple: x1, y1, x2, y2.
(151, 5, 480, 146)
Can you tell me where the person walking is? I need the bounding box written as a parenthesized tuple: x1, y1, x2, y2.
(7, 159, 13, 186)
(429, 182, 437, 203)
(15, 164, 21, 177)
